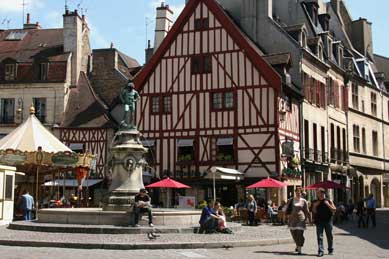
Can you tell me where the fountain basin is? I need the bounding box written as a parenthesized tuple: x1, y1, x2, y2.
(37, 208, 201, 226)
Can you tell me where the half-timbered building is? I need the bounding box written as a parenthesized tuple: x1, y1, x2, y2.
(135, 0, 301, 205)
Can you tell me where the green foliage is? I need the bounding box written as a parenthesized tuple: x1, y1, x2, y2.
(196, 200, 207, 209)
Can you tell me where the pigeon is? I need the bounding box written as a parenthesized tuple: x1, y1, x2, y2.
(147, 232, 156, 240)
(150, 231, 160, 238)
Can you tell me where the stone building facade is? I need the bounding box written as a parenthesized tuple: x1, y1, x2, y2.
(0, 10, 91, 137)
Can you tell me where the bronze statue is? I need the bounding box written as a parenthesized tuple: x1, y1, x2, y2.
(120, 80, 140, 130)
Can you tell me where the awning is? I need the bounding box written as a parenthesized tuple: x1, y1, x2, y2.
(42, 179, 103, 187)
(177, 139, 194, 147)
(142, 140, 155, 147)
(205, 166, 244, 180)
(216, 137, 233, 146)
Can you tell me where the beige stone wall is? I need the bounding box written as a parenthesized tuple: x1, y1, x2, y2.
(0, 82, 67, 135)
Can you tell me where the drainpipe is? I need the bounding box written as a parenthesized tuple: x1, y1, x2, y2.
(380, 91, 385, 208)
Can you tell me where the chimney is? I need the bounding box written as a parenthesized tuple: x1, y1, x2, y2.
(63, 9, 88, 86)
(23, 13, 41, 30)
(153, 2, 173, 52)
(145, 40, 154, 64)
(351, 18, 374, 60)
(241, 0, 272, 41)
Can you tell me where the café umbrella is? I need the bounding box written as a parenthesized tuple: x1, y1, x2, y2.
(246, 177, 287, 189)
(304, 180, 348, 190)
(145, 177, 190, 207)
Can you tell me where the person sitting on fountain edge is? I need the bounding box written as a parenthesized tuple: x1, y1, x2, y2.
(198, 200, 221, 234)
(133, 188, 153, 227)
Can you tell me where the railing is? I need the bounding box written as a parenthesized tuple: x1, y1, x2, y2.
(303, 148, 328, 163)
(330, 147, 349, 164)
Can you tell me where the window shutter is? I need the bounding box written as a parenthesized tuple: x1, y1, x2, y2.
(316, 80, 321, 107)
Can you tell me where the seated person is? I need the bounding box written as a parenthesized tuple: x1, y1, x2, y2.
(267, 203, 278, 223)
(132, 188, 153, 227)
(214, 202, 227, 231)
(198, 200, 220, 233)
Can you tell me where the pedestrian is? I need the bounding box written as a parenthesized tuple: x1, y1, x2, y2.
(365, 193, 376, 227)
(132, 188, 153, 227)
(198, 200, 220, 233)
(284, 187, 310, 255)
(312, 188, 337, 257)
(246, 194, 257, 226)
(21, 190, 34, 221)
(356, 199, 366, 228)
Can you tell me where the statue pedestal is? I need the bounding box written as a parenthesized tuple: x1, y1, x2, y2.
(103, 130, 147, 211)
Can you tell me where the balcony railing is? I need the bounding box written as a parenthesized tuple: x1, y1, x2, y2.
(0, 116, 15, 124)
(303, 148, 328, 163)
(330, 147, 349, 164)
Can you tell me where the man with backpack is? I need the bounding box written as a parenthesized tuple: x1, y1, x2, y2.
(312, 188, 337, 257)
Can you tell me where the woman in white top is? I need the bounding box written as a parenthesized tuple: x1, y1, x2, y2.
(284, 187, 310, 255)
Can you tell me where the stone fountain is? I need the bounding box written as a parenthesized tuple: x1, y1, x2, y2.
(34, 80, 201, 228)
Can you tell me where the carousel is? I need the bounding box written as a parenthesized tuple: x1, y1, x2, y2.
(0, 106, 94, 216)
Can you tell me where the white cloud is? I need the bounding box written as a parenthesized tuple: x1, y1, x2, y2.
(0, 0, 44, 13)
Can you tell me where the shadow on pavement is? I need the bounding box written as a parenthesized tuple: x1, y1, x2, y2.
(333, 209, 389, 250)
(253, 251, 316, 257)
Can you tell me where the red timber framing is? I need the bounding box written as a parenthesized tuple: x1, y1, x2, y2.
(134, 0, 283, 180)
(59, 128, 108, 177)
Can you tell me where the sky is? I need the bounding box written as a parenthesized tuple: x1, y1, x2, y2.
(0, 0, 388, 64)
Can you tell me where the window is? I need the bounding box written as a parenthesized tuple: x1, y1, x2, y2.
(142, 140, 156, 164)
(342, 128, 346, 162)
(341, 85, 348, 111)
(177, 139, 195, 162)
(372, 131, 378, 156)
(212, 91, 234, 110)
(361, 100, 365, 113)
(304, 120, 309, 158)
(301, 31, 307, 48)
(352, 84, 358, 109)
(321, 126, 326, 162)
(0, 98, 15, 124)
(33, 98, 46, 123)
(5, 175, 13, 200)
(313, 123, 318, 160)
(330, 123, 335, 160)
(371, 92, 377, 116)
(4, 64, 16, 80)
(151, 95, 172, 114)
(39, 63, 48, 80)
(318, 44, 323, 60)
(328, 78, 334, 105)
(353, 125, 360, 153)
(215, 137, 234, 162)
(194, 18, 209, 31)
(151, 96, 160, 114)
(191, 54, 212, 74)
(362, 128, 366, 154)
(163, 96, 172, 113)
(336, 126, 341, 161)
(320, 83, 326, 107)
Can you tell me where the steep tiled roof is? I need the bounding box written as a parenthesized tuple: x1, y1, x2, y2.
(61, 72, 115, 128)
(0, 29, 63, 62)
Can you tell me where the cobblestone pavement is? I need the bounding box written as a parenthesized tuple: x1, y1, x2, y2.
(0, 210, 388, 259)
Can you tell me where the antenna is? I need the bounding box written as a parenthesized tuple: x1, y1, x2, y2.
(22, 0, 28, 25)
(65, 0, 69, 12)
(145, 17, 154, 48)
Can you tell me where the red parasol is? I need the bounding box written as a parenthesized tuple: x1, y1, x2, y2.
(145, 177, 190, 208)
(246, 177, 287, 189)
(304, 180, 348, 190)
(145, 177, 191, 189)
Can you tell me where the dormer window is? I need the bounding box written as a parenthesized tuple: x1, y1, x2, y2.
(318, 44, 323, 60)
(39, 63, 48, 80)
(301, 31, 307, 48)
(328, 38, 333, 60)
(338, 47, 344, 68)
(4, 64, 16, 81)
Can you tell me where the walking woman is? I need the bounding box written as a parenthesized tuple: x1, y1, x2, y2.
(284, 187, 310, 255)
(246, 195, 257, 226)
